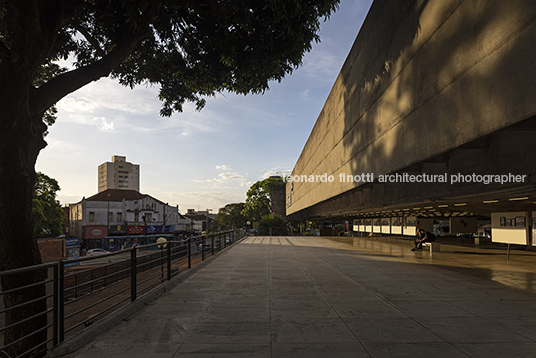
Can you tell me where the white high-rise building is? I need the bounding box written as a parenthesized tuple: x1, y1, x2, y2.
(98, 155, 140, 192)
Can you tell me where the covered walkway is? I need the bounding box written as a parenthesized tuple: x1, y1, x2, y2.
(57, 236, 536, 357)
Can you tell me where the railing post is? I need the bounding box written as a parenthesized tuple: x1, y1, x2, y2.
(53, 263, 59, 346)
(202, 236, 205, 261)
(211, 234, 215, 255)
(59, 260, 65, 343)
(160, 248, 164, 283)
(167, 244, 172, 280)
(188, 239, 191, 268)
(130, 248, 137, 301)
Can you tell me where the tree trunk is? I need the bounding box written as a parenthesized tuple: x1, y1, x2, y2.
(0, 83, 48, 356)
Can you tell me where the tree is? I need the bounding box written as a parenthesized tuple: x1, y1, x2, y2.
(258, 214, 289, 236)
(33, 172, 65, 238)
(0, 1, 339, 353)
(214, 203, 248, 230)
(242, 176, 286, 221)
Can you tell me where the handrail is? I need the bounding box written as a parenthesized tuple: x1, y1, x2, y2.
(0, 229, 247, 357)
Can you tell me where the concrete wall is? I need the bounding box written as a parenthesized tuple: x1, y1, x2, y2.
(287, 0, 536, 217)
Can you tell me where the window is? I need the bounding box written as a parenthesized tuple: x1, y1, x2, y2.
(134, 212, 139, 222)
(108, 212, 113, 222)
(144, 213, 152, 222)
(89, 212, 95, 222)
(117, 212, 122, 222)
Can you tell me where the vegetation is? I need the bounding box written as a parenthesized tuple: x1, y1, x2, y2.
(258, 214, 290, 236)
(0, 1, 340, 353)
(214, 202, 248, 230)
(242, 176, 286, 221)
(32, 173, 65, 238)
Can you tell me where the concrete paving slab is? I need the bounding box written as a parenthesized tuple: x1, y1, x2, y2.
(362, 342, 469, 358)
(343, 316, 444, 343)
(331, 299, 407, 317)
(454, 342, 536, 358)
(187, 317, 270, 344)
(416, 316, 531, 343)
(271, 342, 370, 358)
(271, 300, 339, 319)
(55, 235, 536, 358)
(271, 316, 357, 343)
(389, 300, 476, 318)
(176, 343, 271, 358)
(448, 299, 536, 318)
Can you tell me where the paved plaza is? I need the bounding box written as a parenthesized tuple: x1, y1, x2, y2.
(57, 235, 536, 357)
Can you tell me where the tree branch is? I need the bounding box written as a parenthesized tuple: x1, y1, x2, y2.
(68, 20, 107, 57)
(30, 30, 145, 116)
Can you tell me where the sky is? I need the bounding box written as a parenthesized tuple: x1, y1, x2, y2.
(35, 0, 373, 214)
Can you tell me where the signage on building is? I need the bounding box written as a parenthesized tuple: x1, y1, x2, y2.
(163, 225, 175, 233)
(128, 225, 145, 234)
(66, 237, 80, 247)
(109, 225, 127, 235)
(84, 226, 107, 239)
(145, 225, 163, 234)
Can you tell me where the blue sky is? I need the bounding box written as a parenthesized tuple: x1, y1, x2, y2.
(36, 0, 373, 214)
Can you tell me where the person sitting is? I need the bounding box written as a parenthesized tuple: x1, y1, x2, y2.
(411, 228, 436, 251)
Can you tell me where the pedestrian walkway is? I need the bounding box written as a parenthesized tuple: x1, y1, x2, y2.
(58, 236, 536, 358)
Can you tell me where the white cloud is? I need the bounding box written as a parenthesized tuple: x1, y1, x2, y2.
(301, 50, 340, 78)
(216, 165, 232, 171)
(261, 168, 292, 179)
(170, 190, 246, 212)
(197, 172, 248, 184)
(301, 89, 311, 100)
(57, 97, 97, 112)
(97, 117, 114, 131)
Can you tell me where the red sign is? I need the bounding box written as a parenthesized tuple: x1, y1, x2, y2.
(128, 225, 145, 234)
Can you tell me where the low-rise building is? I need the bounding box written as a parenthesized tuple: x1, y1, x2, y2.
(69, 189, 188, 239)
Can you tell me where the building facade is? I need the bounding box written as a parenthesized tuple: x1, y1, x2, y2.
(69, 189, 190, 239)
(287, 0, 536, 225)
(98, 155, 140, 192)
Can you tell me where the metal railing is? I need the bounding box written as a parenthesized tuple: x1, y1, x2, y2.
(0, 229, 245, 358)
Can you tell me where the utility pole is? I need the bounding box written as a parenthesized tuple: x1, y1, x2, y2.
(107, 193, 111, 235)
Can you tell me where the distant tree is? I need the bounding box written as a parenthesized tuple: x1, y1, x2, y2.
(258, 214, 290, 236)
(215, 203, 248, 229)
(242, 177, 286, 221)
(0, 2, 340, 353)
(32, 173, 65, 238)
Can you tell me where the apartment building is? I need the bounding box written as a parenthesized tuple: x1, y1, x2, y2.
(98, 155, 140, 192)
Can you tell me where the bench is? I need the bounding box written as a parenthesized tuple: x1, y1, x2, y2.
(422, 242, 440, 253)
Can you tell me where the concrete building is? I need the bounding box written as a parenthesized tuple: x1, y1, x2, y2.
(184, 213, 215, 232)
(98, 155, 140, 192)
(69, 189, 186, 239)
(287, 0, 536, 244)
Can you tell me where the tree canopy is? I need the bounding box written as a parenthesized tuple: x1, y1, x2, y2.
(0, 1, 340, 354)
(214, 202, 248, 229)
(1, 0, 340, 126)
(32, 172, 65, 238)
(242, 176, 286, 221)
